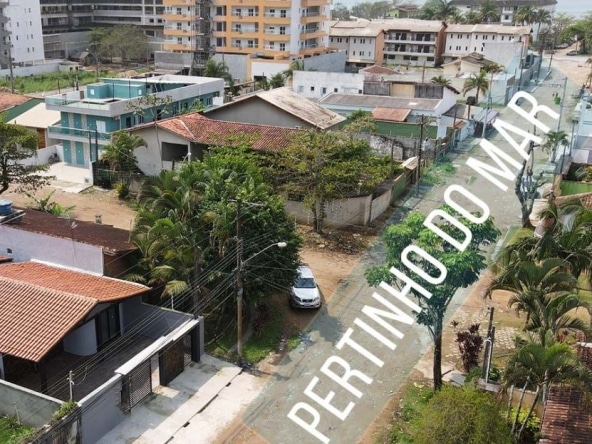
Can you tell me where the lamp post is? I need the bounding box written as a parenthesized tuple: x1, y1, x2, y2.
(416, 115, 426, 197)
(236, 240, 287, 365)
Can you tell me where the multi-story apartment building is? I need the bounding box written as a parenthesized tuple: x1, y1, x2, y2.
(376, 19, 446, 67)
(329, 19, 385, 70)
(209, 0, 330, 58)
(449, 0, 556, 41)
(44, 74, 224, 169)
(0, 0, 45, 67)
(444, 24, 530, 69)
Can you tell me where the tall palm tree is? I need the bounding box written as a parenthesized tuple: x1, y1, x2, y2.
(479, 0, 500, 23)
(269, 73, 285, 89)
(203, 59, 232, 84)
(422, 0, 457, 21)
(542, 129, 569, 163)
(464, 10, 482, 25)
(462, 70, 489, 104)
(447, 10, 465, 24)
(101, 131, 146, 186)
(513, 5, 536, 26)
(431, 75, 451, 86)
(533, 8, 553, 43)
(282, 59, 304, 83)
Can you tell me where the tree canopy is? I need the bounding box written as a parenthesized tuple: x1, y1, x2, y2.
(0, 120, 50, 195)
(88, 26, 149, 63)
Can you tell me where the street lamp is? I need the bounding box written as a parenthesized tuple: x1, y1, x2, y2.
(236, 241, 287, 364)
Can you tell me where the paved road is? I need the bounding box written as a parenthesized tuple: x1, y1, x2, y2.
(238, 70, 580, 444)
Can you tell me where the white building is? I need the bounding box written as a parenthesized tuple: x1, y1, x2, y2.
(293, 71, 364, 99)
(444, 24, 530, 72)
(329, 19, 385, 70)
(3, 0, 45, 66)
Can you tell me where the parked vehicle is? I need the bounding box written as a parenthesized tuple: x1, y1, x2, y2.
(555, 43, 569, 49)
(289, 265, 321, 309)
(566, 50, 579, 56)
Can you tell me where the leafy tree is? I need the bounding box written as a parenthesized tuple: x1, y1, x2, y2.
(269, 73, 285, 89)
(462, 70, 489, 104)
(421, 0, 457, 21)
(132, 147, 302, 323)
(514, 5, 536, 26)
(479, 0, 500, 23)
(431, 75, 451, 86)
(101, 131, 146, 186)
(413, 385, 513, 444)
(463, 10, 482, 25)
(351, 1, 392, 19)
(94, 25, 149, 64)
(549, 13, 575, 47)
(203, 59, 233, 84)
(269, 129, 389, 233)
(0, 121, 50, 195)
(25, 189, 75, 217)
(365, 207, 500, 390)
(542, 129, 569, 163)
(331, 2, 350, 20)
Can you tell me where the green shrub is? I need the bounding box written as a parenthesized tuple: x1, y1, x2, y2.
(115, 182, 129, 199)
(508, 407, 542, 444)
(50, 401, 78, 424)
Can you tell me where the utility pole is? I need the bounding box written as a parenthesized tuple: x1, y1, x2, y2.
(416, 115, 425, 197)
(7, 43, 14, 94)
(482, 307, 495, 381)
(235, 199, 244, 364)
(556, 76, 568, 132)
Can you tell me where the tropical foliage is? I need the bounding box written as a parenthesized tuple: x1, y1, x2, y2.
(87, 25, 149, 63)
(366, 207, 500, 390)
(101, 130, 146, 186)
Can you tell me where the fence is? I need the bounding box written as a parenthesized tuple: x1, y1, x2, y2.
(30, 407, 81, 444)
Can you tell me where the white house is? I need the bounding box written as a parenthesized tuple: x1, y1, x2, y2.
(292, 70, 364, 99)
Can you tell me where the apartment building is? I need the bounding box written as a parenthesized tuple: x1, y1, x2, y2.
(329, 19, 385, 69)
(0, 0, 44, 67)
(376, 19, 446, 67)
(444, 24, 530, 69)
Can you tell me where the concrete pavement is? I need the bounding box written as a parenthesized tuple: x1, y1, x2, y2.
(234, 70, 580, 444)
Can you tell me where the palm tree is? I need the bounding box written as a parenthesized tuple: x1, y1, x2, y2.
(431, 75, 451, 86)
(447, 10, 465, 24)
(503, 335, 592, 438)
(421, 0, 457, 21)
(542, 129, 569, 163)
(479, 0, 500, 23)
(269, 73, 285, 89)
(464, 10, 482, 25)
(101, 131, 146, 186)
(462, 70, 489, 104)
(203, 59, 232, 84)
(533, 8, 553, 43)
(513, 5, 536, 26)
(282, 59, 304, 83)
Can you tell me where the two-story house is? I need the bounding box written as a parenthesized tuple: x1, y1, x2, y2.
(329, 19, 385, 70)
(44, 74, 225, 174)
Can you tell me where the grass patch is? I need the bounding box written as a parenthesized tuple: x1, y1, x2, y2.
(243, 304, 284, 363)
(422, 157, 457, 186)
(0, 70, 115, 94)
(0, 416, 35, 444)
(387, 381, 433, 443)
(560, 181, 592, 196)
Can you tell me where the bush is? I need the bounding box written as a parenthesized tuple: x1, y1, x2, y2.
(456, 323, 483, 373)
(115, 182, 129, 199)
(50, 401, 78, 424)
(508, 407, 542, 443)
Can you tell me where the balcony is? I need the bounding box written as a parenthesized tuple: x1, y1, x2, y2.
(48, 126, 110, 145)
(163, 28, 195, 36)
(264, 12, 290, 19)
(385, 36, 435, 44)
(232, 27, 259, 35)
(163, 13, 193, 21)
(163, 0, 195, 5)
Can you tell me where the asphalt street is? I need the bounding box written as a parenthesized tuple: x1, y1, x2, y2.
(239, 69, 580, 444)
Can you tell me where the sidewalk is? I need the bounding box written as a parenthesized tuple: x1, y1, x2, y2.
(97, 355, 263, 444)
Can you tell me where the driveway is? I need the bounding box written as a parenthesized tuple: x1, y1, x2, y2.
(230, 71, 579, 444)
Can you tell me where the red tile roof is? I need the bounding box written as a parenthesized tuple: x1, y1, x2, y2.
(540, 386, 592, 444)
(0, 262, 149, 362)
(3, 208, 136, 253)
(155, 113, 303, 152)
(372, 107, 411, 122)
(361, 65, 398, 75)
(0, 254, 12, 263)
(0, 93, 29, 112)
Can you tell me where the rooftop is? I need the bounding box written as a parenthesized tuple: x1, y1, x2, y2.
(319, 93, 442, 111)
(7, 103, 60, 129)
(445, 24, 531, 35)
(361, 65, 399, 75)
(0, 261, 149, 362)
(0, 92, 30, 112)
(2, 208, 137, 253)
(449, 0, 557, 5)
(539, 385, 592, 444)
(153, 113, 302, 152)
(373, 18, 445, 33)
(329, 20, 385, 37)
(372, 107, 411, 122)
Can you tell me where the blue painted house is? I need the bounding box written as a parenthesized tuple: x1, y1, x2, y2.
(45, 74, 225, 170)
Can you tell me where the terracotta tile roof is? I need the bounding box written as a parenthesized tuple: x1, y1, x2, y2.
(3, 208, 136, 253)
(372, 107, 411, 122)
(0, 92, 29, 112)
(0, 254, 12, 263)
(0, 262, 148, 301)
(0, 262, 149, 362)
(155, 113, 303, 152)
(361, 65, 398, 75)
(540, 385, 592, 444)
(556, 192, 592, 210)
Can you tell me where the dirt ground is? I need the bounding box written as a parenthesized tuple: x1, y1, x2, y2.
(548, 43, 592, 88)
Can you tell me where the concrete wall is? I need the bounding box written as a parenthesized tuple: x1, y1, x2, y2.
(120, 298, 193, 339)
(154, 51, 193, 71)
(79, 375, 124, 444)
(63, 320, 97, 356)
(0, 379, 61, 428)
(213, 53, 248, 83)
(132, 127, 191, 176)
(303, 51, 346, 73)
(293, 71, 363, 99)
(0, 61, 63, 78)
(0, 224, 104, 274)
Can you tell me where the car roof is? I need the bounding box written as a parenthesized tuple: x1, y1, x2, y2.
(297, 265, 315, 278)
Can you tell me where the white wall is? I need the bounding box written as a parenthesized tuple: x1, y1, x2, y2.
(5, 0, 45, 65)
(251, 60, 290, 79)
(293, 71, 363, 99)
(0, 225, 104, 274)
(63, 320, 97, 356)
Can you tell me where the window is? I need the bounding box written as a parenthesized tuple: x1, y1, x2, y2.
(360, 38, 365, 44)
(96, 305, 121, 349)
(280, 9, 286, 17)
(334, 88, 338, 92)
(330, 37, 333, 42)
(177, 37, 182, 44)
(310, 86, 315, 91)
(353, 38, 356, 43)
(177, 22, 182, 30)
(248, 8, 255, 16)
(247, 39, 255, 48)
(298, 85, 303, 92)
(279, 43, 286, 51)
(501, 36, 504, 41)
(360, 51, 364, 56)
(322, 87, 326, 94)
(176, 7, 181, 14)
(504, 15, 509, 20)
(449, 45, 452, 50)
(280, 26, 286, 35)
(352, 51, 355, 56)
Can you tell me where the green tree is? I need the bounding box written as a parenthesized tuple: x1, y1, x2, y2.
(270, 129, 389, 233)
(351, 1, 392, 19)
(365, 208, 500, 390)
(463, 10, 482, 25)
(462, 70, 489, 104)
(331, 2, 350, 20)
(478, 0, 500, 23)
(96, 25, 149, 64)
(542, 129, 569, 163)
(421, 0, 457, 21)
(514, 5, 536, 26)
(413, 385, 513, 444)
(203, 59, 233, 84)
(533, 8, 553, 43)
(0, 121, 50, 195)
(101, 130, 146, 186)
(269, 73, 285, 89)
(431, 75, 451, 86)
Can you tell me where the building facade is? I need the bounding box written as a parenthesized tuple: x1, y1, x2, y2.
(45, 74, 224, 169)
(329, 19, 384, 69)
(0, 0, 45, 67)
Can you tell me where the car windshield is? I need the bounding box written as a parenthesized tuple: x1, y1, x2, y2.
(294, 277, 316, 288)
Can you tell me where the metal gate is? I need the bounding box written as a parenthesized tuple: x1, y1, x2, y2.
(121, 359, 152, 412)
(159, 338, 185, 386)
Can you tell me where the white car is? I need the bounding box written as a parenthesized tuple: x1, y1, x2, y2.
(289, 265, 321, 308)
